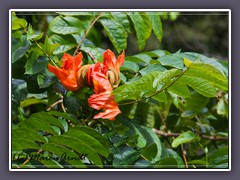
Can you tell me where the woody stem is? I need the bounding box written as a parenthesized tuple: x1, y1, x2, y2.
(73, 13, 102, 56)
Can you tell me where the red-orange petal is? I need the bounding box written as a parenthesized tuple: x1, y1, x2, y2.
(93, 107, 121, 121)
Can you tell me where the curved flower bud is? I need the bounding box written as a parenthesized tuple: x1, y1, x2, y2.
(48, 53, 83, 91)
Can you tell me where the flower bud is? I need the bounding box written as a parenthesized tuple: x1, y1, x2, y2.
(77, 64, 91, 87)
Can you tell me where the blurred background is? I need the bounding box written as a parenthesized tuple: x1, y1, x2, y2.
(129, 11, 229, 60)
(18, 11, 229, 60)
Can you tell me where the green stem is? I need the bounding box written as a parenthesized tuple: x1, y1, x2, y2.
(22, 27, 58, 67)
(118, 68, 189, 106)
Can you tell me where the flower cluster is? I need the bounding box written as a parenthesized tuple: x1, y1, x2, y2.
(48, 49, 124, 121)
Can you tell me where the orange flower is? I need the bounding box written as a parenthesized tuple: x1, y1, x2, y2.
(103, 49, 124, 88)
(103, 49, 125, 73)
(48, 53, 83, 91)
(88, 71, 121, 121)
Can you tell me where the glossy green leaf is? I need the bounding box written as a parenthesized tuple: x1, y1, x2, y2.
(172, 131, 200, 148)
(177, 75, 217, 97)
(12, 138, 39, 151)
(139, 64, 166, 75)
(139, 125, 162, 163)
(12, 18, 27, 30)
(99, 16, 127, 53)
(42, 143, 87, 168)
(64, 128, 110, 157)
(48, 111, 78, 124)
(148, 12, 163, 42)
(25, 53, 48, 75)
(112, 146, 141, 168)
(140, 12, 152, 40)
(120, 61, 139, 72)
(12, 37, 30, 63)
(20, 98, 47, 108)
(30, 112, 65, 130)
(185, 92, 209, 113)
(49, 135, 103, 167)
(158, 54, 184, 69)
(128, 12, 147, 51)
(12, 127, 47, 143)
(48, 34, 77, 54)
(168, 83, 191, 98)
(49, 16, 88, 35)
(27, 24, 44, 41)
(186, 62, 228, 90)
(121, 119, 147, 148)
(37, 71, 56, 88)
(112, 12, 131, 33)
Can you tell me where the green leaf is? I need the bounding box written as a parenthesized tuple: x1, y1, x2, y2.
(139, 125, 162, 163)
(128, 12, 148, 51)
(148, 13, 163, 42)
(12, 127, 47, 143)
(177, 75, 217, 97)
(24, 53, 48, 75)
(165, 148, 185, 167)
(172, 131, 200, 148)
(168, 83, 191, 98)
(81, 46, 104, 62)
(37, 71, 56, 88)
(64, 128, 110, 157)
(42, 143, 87, 168)
(48, 111, 78, 124)
(30, 112, 65, 130)
(12, 18, 27, 30)
(120, 61, 139, 72)
(42, 36, 60, 56)
(140, 12, 152, 40)
(184, 52, 228, 76)
(12, 37, 30, 63)
(72, 126, 110, 150)
(112, 12, 131, 33)
(112, 146, 141, 168)
(158, 54, 184, 69)
(99, 16, 127, 53)
(48, 34, 76, 54)
(185, 92, 209, 113)
(185, 62, 228, 90)
(113, 69, 181, 103)
(49, 135, 103, 167)
(49, 16, 89, 35)
(12, 138, 39, 151)
(121, 119, 147, 148)
(27, 24, 44, 41)
(139, 64, 166, 76)
(20, 98, 47, 108)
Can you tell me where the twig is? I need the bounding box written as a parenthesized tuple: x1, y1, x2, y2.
(181, 144, 188, 168)
(152, 128, 228, 141)
(46, 99, 63, 111)
(73, 13, 102, 56)
(118, 68, 189, 106)
(87, 52, 98, 64)
(21, 27, 58, 67)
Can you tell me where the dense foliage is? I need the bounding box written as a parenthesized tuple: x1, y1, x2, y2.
(11, 11, 229, 169)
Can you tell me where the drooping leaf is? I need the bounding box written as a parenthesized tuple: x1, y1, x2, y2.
(128, 12, 148, 51)
(99, 16, 127, 53)
(148, 12, 163, 42)
(12, 37, 31, 63)
(12, 138, 40, 151)
(120, 61, 139, 72)
(158, 54, 184, 69)
(112, 12, 131, 33)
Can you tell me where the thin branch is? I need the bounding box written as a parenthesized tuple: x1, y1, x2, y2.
(152, 128, 228, 141)
(118, 68, 189, 106)
(22, 27, 58, 67)
(181, 144, 188, 168)
(73, 13, 102, 56)
(46, 99, 63, 111)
